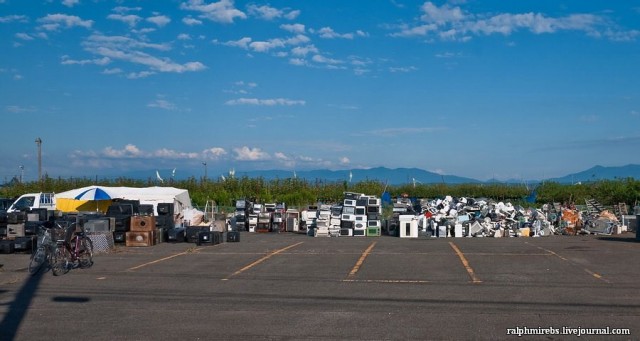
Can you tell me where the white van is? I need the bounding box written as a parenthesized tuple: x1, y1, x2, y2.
(7, 192, 56, 212)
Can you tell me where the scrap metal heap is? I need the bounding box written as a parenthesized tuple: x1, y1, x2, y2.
(229, 195, 633, 238)
(409, 196, 630, 238)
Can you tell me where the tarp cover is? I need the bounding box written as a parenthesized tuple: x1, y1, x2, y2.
(56, 185, 192, 214)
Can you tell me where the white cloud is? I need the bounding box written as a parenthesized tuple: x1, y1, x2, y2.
(280, 23, 305, 34)
(249, 39, 285, 52)
(203, 147, 227, 159)
(62, 0, 80, 7)
(61, 55, 110, 66)
(389, 66, 418, 72)
(37, 14, 93, 31)
(78, 144, 203, 160)
(390, 23, 438, 37)
(102, 68, 122, 75)
(233, 146, 270, 161)
(435, 52, 461, 58)
(222, 37, 252, 49)
(285, 34, 310, 45)
(291, 45, 318, 56)
(107, 14, 142, 27)
(284, 10, 300, 20)
(289, 58, 306, 66)
(392, 2, 626, 41)
(103, 144, 143, 158)
(147, 98, 176, 110)
(180, 0, 246, 24)
(0, 15, 29, 23)
(274, 152, 289, 160)
(6, 105, 36, 113)
(147, 15, 171, 27)
(83, 34, 206, 74)
(113, 6, 142, 14)
(225, 98, 305, 106)
(152, 149, 199, 159)
(247, 4, 281, 20)
(318, 27, 357, 39)
(247, 4, 299, 21)
(420, 2, 466, 25)
(182, 17, 203, 26)
(15, 33, 34, 41)
(178, 33, 191, 40)
(339, 157, 350, 165)
(126, 71, 156, 79)
(311, 54, 343, 65)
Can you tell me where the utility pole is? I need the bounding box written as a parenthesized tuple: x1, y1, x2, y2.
(202, 161, 208, 180)
(35, 137, 42, 181)
(19, 165, 24, 183)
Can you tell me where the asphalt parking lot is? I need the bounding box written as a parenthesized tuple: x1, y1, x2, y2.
(0, 232, 638, 340)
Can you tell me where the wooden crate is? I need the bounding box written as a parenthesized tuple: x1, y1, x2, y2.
(125, 230, 157, 247)
(130, 216, 156, 232)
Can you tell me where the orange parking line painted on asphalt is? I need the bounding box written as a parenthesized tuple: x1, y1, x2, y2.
(347, 241, 377, 278)
(526, 242, 611, 284)
(127, 248, 203, 271)
(223, 242, 304, 280)
(449, 242, 482, 284)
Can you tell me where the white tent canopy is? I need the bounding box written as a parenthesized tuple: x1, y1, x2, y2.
(56, 185, 192, 215)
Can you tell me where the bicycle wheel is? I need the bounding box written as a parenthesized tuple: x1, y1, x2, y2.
(28, 248, 46, 275)
(78, 237, 93, 269)
(51, 246, 71, 276)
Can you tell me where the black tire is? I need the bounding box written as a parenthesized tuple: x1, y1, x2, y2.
(51, 246, 70, 276)
(28, 248, 46, 275)
(78, 237, 93, 269)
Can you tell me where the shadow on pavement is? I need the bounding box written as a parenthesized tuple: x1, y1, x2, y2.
(0, 269, 44, 341)
(596, 236, 639, 243)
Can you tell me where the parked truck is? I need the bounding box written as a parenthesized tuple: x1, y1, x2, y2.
(7, 192, 56, 213)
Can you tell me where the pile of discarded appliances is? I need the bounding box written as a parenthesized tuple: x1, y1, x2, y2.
(385, 196, 634, 238)
(230, 194, 637, 239)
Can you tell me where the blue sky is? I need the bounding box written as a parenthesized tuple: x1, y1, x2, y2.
(1, 0, 639, 183)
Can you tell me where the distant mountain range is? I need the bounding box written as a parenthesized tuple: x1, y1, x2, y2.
(122, 164, 640, 185)
(234, 167, 479, 185)
(546, 164, 640, 184)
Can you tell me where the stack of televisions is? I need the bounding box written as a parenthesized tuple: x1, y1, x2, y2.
(0, 208, 52, 254)
(334, 192, 382, 237)
(166, 212, 240, 245)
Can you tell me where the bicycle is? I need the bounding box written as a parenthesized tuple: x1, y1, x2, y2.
(50, 222, 94, 276)
(28, 223, 56, 275)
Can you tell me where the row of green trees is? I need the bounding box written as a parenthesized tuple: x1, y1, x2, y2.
(1, 176, 639, 209)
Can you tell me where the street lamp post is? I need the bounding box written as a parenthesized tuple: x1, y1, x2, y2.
(35, 137, 42, 182)
(202, 162, 208, 180)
